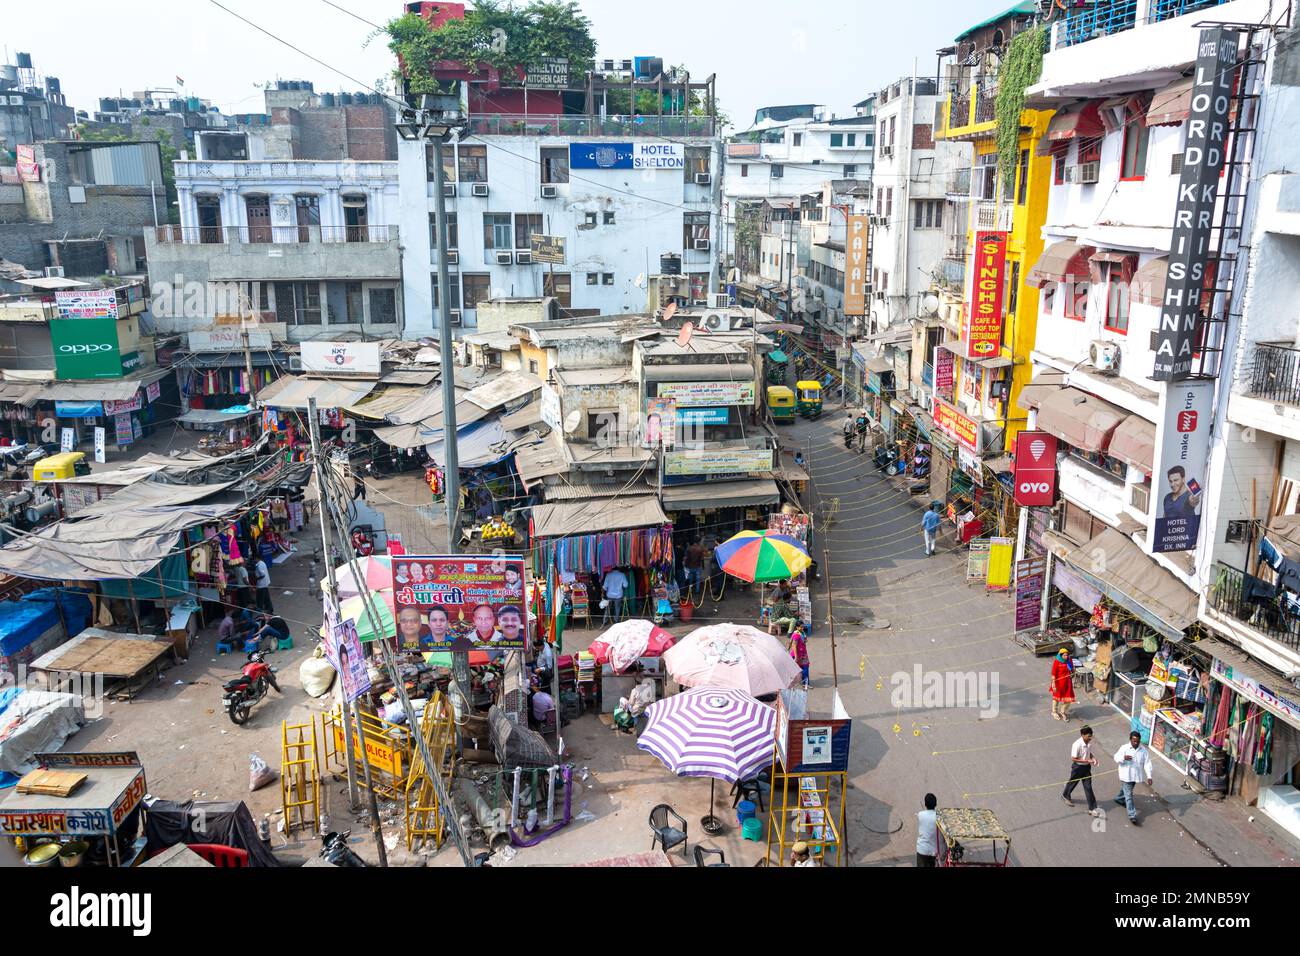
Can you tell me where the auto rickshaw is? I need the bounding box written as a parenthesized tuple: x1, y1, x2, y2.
(796, 381, 823, 419)
(767, 385, 795, 424)
(32, 451, 91, 482)
(766, 349, 789, 386)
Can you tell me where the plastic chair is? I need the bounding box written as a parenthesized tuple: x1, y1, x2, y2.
(276, 634, 293, 651)
(649, 803, 688, 858)
(186, 843, 249, 868)
(242, 636, 262, 655)
(215, 640, 233, 655)
(694, 845, 729, 867)
(731, 777, 767, 813)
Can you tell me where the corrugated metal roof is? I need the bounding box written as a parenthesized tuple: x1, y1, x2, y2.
(463, 371, 544, 411)
(540, 478, 653, 502)
(531, 495, 667, 538)
(553, 367, 637, 387)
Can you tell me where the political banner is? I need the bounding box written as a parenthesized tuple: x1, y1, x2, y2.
(331, 618, 370, 704)
(392, 555, 527, 651)
(644, 397, 676, 449)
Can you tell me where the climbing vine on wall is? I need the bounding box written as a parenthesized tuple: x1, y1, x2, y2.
(994, 25, 1046, 192)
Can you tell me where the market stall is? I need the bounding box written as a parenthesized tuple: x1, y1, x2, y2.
(30, 628, 176, 701)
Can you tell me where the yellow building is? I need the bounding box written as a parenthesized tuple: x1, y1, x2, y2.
(935, 5, 1053, 455)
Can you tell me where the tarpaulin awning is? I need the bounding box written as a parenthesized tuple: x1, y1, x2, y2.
(500, 403, 544, 432)
(176, 407, 257, 425)
(768, 349, 788, 363)
(372, 422, 428, 450)
(40, 368, 170, 403)
(1146, 75, 1194, 127)
(513, 435, 568, 489)
(531, 495, 667, 538)
(1131, 256, 1168, 306)
(1050, 528, 1197, 640)
(343, 387, 426, 421)
(1019, 370, 1065, 410)
(1034, 386, 1127, 453)
(1107, 415, 1156, 473)
(425, 419, 510, 469)
(256, 375, 376, 410)
(661, 479, 781, 511)
(1263, 513, 1300, 562)
(0, 382, 43, 407)
(379, 369, 438, 386)
(1042, 101, 1105, 146)
(1026, 240, 1096, 288)
(463, 371, 544, 412)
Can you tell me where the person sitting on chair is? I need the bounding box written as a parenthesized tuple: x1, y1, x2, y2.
(767, 595, 799, 636)
(251, 613, 290, 650)
(533, 638, 555, 688)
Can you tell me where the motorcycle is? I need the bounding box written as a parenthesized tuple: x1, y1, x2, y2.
(320, 830, 368, 867)
(221, 651, 281, 726)
(873, 444, 899, 472)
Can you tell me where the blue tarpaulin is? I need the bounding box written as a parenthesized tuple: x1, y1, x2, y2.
(0, 589, 92, 657)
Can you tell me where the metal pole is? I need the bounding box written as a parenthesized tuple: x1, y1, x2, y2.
(823, 547, 839, 688)
(242, 328, 258, 432)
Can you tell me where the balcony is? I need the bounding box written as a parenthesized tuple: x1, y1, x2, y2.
(464, 113, 715, 138)
(1208, 561, 1300, 651)
(975, 201, 1014, 232)
(1052, 0, 1230, 50)
(1246, 342, 1300, 406)
(175, 159, 394, 182)
(154, 225, 398, 245)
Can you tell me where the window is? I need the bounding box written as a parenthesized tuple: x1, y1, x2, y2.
(880, 271, 889, 293)
(740, 164, 748, 177)
(793, 133, 803, 147)
(684, 212, 710, 247)
(914, 199, 943, 229)
(1063, 280, 1088, 320)
(847, 133, 857, 147)
(1043, 285, 1056, 315)
(514, 213, 542, 250)
(885, 188, 893, 219)
(273, 281, 321, 325)
(458, 145, 488, 182)
(1120, 111, 1149, 180)
(369, 288, 397, 325)
(1053, 150, 1067, 186)
(483, 213, 513, 250)
(425, 144, 454, 182)
(429, 211, 458, 249)
(844, 164, 857, 178)
(431, 276, 461, 310)
(830, 133, 844, 148)
(1007, 262, 1020, 324)
(603, 211, 616, 225)
(462, 273, 491, 310)
(342, 195, 369, 242)
(540, 146, 569, 184)
(602, 273, 614, 286)
(528, 359, 539, 374)
(543, 271, 571, 308)
(584, 212, 597, 227)
(888, 117, 896, 147)
(875, 188, 882, 215)
(345, 281, 364, 323)
(1079, 137, 1101, 167)
(586, 273, 598, 285)
(771, 163, 784, 179)
(684, 146, 710, 182)
(1105, 269, 1130, 333)
(976, 152, 997, 200)
(1016, 148, 1030, 205)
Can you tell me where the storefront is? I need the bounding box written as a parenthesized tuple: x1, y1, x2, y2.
(41, 368, 174, 455)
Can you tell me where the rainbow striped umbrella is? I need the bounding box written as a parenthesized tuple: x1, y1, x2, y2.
(714, 530, 811, 583)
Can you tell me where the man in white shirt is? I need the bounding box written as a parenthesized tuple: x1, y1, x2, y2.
(1113, 731, 1154, 825)
(601, 567, 630, 623)
(253, 557, 273, 613)
(1062, 726, 1101, 816)
(916, 792, 938, 867)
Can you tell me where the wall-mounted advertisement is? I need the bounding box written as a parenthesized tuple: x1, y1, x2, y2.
(933, 399, 979, 453)
(569, 142, 683, 171)
(392, 555, 527, 651)
(657, 381, 755, 407)
(50, 318, 124, 380)
(845, 215, 869, 316)
(1152, 380, 1213, 553)
(644, 397, 676, 449)
(966, 231, 1008, 358)
(664, 448, 773, 476)
(300, 341, 381, 377)
(54, 289, 118, 319)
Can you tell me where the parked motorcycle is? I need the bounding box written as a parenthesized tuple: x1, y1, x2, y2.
(320, 830, 368, 867)
(221, 651, 281, 726)
(873, 444, 899, 472)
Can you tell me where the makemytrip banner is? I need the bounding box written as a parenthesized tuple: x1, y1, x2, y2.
(966, 231, 1008, 358)
(392, 555, 527, 651)
(1152, 380, 1213, 553)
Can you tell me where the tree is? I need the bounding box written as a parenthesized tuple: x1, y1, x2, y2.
(74, 125, 179, 224)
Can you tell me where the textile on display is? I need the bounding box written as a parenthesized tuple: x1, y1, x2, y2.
(531, 526, 675, 576)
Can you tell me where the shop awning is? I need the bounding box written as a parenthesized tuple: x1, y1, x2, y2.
(1131, 256, 1168, 306)
(863, 356, 893, 374)
(1018, 370, 1066, 411)
(256, 375, 376, 411)
(1107, 415, 1156, 473)
(643, 364, 756, 383)
(661, 479, 781, 511)
(0, 381, 43, 407)
(425, 418, 510, 469)
(41, 367, 171, 404)
(1146, 75, 1194, 127)
(1034, 386, 1127, 453)
(768, 349, 788, 363)
(500, 403, 544, 432)
(1042, 101, 1105, 146)
(513, 434, 569, 489)
(1026, 240, 1096, 288)
(531, 495, 667, 538)
(463, 371, 544, 412)
(175, 407, 257, 425)
(343, 387, 426, 421)
(1051, 528, 1198, 640)
(1196, 637, 1300, 726)
(968, 354, 1013, 369)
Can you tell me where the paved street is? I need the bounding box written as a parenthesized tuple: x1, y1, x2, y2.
(797, 412, 1298, 866)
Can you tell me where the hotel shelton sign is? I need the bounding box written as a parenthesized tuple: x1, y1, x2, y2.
(845, 215, 869, 316)
(966, 231, 1008, 358)
(1153, 28, 1238, 381)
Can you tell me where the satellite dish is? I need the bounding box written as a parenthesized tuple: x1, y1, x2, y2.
(633, 273, 647, 289)
(676, 321, 694, 350)
(563, 410, 582, 435)
(663, 301, 678, 325)
(921, 293, 940, 316)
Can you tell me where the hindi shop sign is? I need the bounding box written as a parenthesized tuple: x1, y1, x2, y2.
(657, 381, 755, 407)
(50, 318, 125, 380)
(845, 215, 870, 316)
(392, 555, 527, 652)
(933, 399, 979, 453)
(1015, 556, 1046, 634)
(664, 447, 774, 476)
(1013, 430, 1058, 507)
(569, 142, 684, 171)
(1152, 380, 1213, 554)
(1152, 28, 1239, 381)
(299, 341, 381, 377)
(966, 231, 1008, 359)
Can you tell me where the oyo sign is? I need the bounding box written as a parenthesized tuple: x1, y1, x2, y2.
(1014, 430, 1058, 506)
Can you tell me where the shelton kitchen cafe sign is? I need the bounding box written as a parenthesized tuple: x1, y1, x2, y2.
(1152, 27, 1239, 381)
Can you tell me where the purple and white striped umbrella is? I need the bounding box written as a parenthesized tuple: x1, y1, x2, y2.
(637, 686, 775, 783)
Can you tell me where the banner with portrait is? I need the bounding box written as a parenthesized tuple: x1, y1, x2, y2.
(392, 554, 527, 651)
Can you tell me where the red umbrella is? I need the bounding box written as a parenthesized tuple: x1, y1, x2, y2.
(588, 619, 677, 672)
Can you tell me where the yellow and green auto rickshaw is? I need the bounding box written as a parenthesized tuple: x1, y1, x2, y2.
(796, 381, 823, 419)
(767, 385, 795, 424)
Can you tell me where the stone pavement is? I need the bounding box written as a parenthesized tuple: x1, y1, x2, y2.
(799, 413, 1298, 867)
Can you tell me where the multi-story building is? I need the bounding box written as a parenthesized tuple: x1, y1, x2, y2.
(0, 52, 75, 149)
(396, 2, 721, 336)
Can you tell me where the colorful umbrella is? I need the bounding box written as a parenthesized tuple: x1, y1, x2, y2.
(333, 556, 393, 601)
(713, 530, 811, 583)
(663, 623, 802, 697)
(321, 590, 395, 644)
(423, 650, 491, 667)
(587, 619, 676, 673)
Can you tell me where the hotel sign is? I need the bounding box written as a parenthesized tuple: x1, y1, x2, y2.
(845, 215, 869, 316)
(966, 231, 1007, 358)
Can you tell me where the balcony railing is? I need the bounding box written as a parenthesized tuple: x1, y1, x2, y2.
(949, 95, 971, 130)
(154, 224, 398, 245)
(975, 201, 1014, 232)
(1054, 0, 1229, 49)
(1208, 561, 1300, 650)
(464, 113, 715, 138)
(1246, 342, 1300, 407)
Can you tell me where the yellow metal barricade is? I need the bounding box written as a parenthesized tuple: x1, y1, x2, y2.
(281, 719, 320, 834)
(321, 706, 413, 799)
(404, 691, 456, 851)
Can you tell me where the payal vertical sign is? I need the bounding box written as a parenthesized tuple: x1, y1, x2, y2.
(1152, 380, 1213, 554)
(845, 215, 869, 316)
(966, 231, 1007, 359)
(1152, 28, 1238, 381)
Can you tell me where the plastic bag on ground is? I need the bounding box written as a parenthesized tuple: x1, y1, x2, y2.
(248, 752, 277, 792)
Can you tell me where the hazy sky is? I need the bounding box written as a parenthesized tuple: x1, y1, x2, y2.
(9, 0, 1011, 129)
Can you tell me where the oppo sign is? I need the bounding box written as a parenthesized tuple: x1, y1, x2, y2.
(1013, 430, 1058, 507)
(59, 344, 115, 354)
(50, 318, 125, 380)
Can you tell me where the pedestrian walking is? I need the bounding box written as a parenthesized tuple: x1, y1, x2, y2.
(1113, 731, 1154, 826)
(683, 539, 704, 592)
(1062, 725, 1101, 815)
(916, 793, 938, 867)
(353, 473, 367, 501)
(1050, 647, 1075, 721)
(788, 626, 810, 690)
(921, 505, 942, 556)
(253, 556, 274, 614)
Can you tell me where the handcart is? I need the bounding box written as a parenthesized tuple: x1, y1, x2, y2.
(935, 807, 1012, 867)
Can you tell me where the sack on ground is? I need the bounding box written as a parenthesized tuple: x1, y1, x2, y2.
(300, 651, 337, 697)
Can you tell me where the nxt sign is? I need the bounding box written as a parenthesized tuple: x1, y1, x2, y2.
(49, 318, 125, 380)
(1013, 430, 1058, 506)
(966, 230, 1008, 359)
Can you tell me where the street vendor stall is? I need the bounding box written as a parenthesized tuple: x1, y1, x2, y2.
(934, 807, 1012, 867)
(0, 751, 147, 867)
(29, 628, 176, 701)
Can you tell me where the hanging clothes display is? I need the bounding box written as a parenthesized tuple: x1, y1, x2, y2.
(182, 367, 276, 401)
(531, 526, 675, 577)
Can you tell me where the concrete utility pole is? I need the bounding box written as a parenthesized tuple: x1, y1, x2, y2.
(242, 327, 257, 429)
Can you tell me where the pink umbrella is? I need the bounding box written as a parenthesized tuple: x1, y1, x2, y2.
(663, 623, 802, 697)
(587, 619, 677, 673)
(333, 556, 393, 601)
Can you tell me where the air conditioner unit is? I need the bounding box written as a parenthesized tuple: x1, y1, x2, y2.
(442, 182, 455, 198)
(472, 183, 490, 198)
(448, 309, 462, 327)
(693, 238, 711, 251)
(1170, 153, 1184, 175)
(288, 355, 303, 371)
(813, 286, 824, 299)
(540, 184, 559, 199)
(694, 172, 711, 186)
(515, 251, 533, 264)
(1089, 339, 1121, 373)
(709, 292, 731, 309)
(1066, 161, 1100, 184)
(1130, 481, 1151, 513)
(495, 251, 513, 265)
(445, 250, 459, 264)
(43, 266, 65, 278)
(881, 146, 894, 159)
(700, 311, 735, 332)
